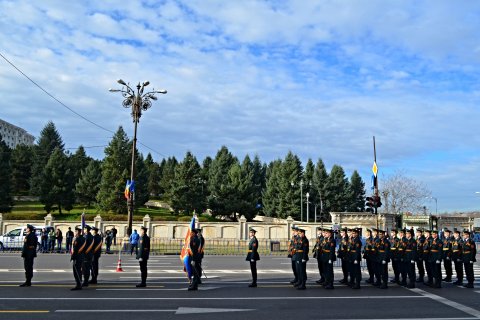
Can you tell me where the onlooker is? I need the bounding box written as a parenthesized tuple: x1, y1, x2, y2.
(65, 227, 74, 253)
(130, 229, 140, 255)
(48, 228, 56, 252)
(41, 228, 48, 252)
(105, 230, 112, 253)
(111, 226, 117, 246)
(56, 228, 63, 252)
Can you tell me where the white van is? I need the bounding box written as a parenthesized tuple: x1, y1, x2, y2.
(0, 225, 53, 251)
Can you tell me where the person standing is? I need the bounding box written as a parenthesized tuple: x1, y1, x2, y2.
(294, 228, 309, 290)
(429, 230, 443, 288)
(451, 229, 464, 285)
(288, 226, 299, 284)
(415, 228, 426, 283)
(246, 228, 260, 287)
(82, 225, 94, 287)
(338, 228, 349, 284)
(105, 230, 112, 253)
(90, 227, 103, 284)
(321, 228, 336, 289)
(313, 227, 325, 284)
(136, 226, 150, 287)
(65, 227, 74, 253)
(389, 229, 400, 284)
(461, 230, 476, 288)
(71, 227, 85, 290)
(55, 228, 63, 252)
(111, 226, 117, 246)
(48, 228, 56, 253)
(398, 229, 408, 286)
(404, 229, 417, 288)
(348, 228, 362, 289)
(423, 230, 433, 286)
(442, 229, 453, 282)
(129, 229, 140, 255)
(20, 224, 37, 287)
(188, 229, 202, 291)
(376, 229, 390, 289)
(363, 229, 375, 284)
(41, 228, 48, 253)
(197, 228, 205, 284)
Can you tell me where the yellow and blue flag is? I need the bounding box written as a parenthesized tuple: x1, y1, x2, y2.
(180, 216, 195, 280)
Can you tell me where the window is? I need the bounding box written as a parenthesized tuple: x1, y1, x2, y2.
(6, 229, 21, 237)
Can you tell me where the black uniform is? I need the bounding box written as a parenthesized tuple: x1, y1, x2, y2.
(442, 234, 453, 282)
(21, 229, 38, 286)
(423, 235, 433, 285)
(71, 234, 85, 290)
(136, 232, 150, 287)
(398, 235, 408, 285)
(429, 236, 443, 288)
(189, 234, 202, 290)
(462, 236, 476, 288)
(321, 235, 336, 289)
(198, 233, 205, 283)
(404, 237, 417, 288)
(363, 235, 376, 283)
(293, 234, 309, 290)
(82, 231, 94, 286)
(451, 235, 464, 285)
(288, 234, 298, 284)
(348, 235, 362, 289)
(246, 235, 260, 286)
(390, 236, 401, 284)
(90, 233, 102, 284)
(375, 236, 390, 289)
(338, 234, 349, 283)
(314, 234, 325, 283)
(415, 234, 426, 282)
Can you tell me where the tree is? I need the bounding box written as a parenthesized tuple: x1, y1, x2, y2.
(144, 153, 161, 197)
(251, 155, 266, 215)
(262, 159, 282, 217)
(159, 157, 178, 201)
(171, 152, 203, 214)
(134, 153, 150, 208)
(380, 170, 431, 215)
(347, 170, 366, 212)
(312, 158, 329, 221)
(303, 158, 315, 221)
(278, 151, 303, 219)
(69, 146, 90, 185)
(97, 127, 131, 214)
(0, 136, 13, 212)
(41, 148, 76, 214)
(30, 121, 64, 196)
(324, 164, 349, 212)
(75, 160, 102, 207)
(10, 144, 33, 195)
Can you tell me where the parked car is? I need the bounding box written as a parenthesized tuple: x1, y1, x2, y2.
(0, 225, 53, 251)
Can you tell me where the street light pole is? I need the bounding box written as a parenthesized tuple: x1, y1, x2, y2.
(300, 180, 304, 222)
(110, 79, 167, 236)
(306, 192, 310, 223)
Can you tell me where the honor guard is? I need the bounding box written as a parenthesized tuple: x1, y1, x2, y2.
(188, 228, 202, 291)
(375, 229, 390, 289)
(442, 229, 453, 282)
(389, 229, 401, 284)
(197, 228, 205, 284)
(82, 225, 94, 287)
(415, 228, 426, 283)
(461, 230, 476, 288)
(338, 228, 349, 284)
(293, 228, 309, 290)
(20, 224, 37, 287)
(398, 229, 408, 286)
(321, 228, 336, 289)
(70, 227, 85, 290)
(136, 226, 150, 287)
(404, 229, 417, 288)
(348, 228, 362, 289)
(246, 228, 260, 287)
(90, 227, 102, 284)
(313, 227, 325, 284)
(288, 226, 299, 284)
(423, 230, 433, 285)
(451, 229, 464, 285)
(429, 230, 443, 288)
(371, 228, 381, 285)
(363, 228, 375, 284)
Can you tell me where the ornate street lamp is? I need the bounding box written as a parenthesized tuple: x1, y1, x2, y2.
(109, 79, 167, 236)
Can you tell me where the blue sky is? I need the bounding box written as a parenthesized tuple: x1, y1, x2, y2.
(1, 0, 480, 212)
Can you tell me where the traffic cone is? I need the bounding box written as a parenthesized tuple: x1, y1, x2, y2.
(116, 259, 123, 272)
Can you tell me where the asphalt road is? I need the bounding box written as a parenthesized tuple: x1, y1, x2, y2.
(0, 253, 480, 320)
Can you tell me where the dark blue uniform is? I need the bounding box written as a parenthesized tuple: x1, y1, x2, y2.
(82, 231, 94, 286)
(71, 233, 85, 290)
(246, 235, 260, 286)
(20, 228, 37, 286)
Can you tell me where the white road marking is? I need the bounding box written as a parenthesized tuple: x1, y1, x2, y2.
(96, 287, 219, 291)
(55, 307, 254, 314)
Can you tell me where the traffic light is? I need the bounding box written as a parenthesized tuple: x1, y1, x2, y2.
(374, 195, 382, 208)
(365, 197, 374, 213)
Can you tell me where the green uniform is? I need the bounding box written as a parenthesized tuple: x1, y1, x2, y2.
(374, 237, 390, 288)
(451, 236, 464, 285)
(363, 236, 375, 283)
(442, 235, 453, 282)
(293, 236, 309, 289)
(462, 237, 476, 287)
(348, 236, 362, 288)
(320, 236, 336, 289)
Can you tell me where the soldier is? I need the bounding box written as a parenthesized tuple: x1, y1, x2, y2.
(82, 225, 94, 287)
(338, 228, 349, 284)
(461, 230, 476, 288)
(70, 227, 85, 290)
(197, 228, 205, 284)
(288, 226, 299, 284)
(136, 226, 150, 287)
(293, 228, 309, 290)
(246, 227, 260, 287)
(188, 229, 202, 291)
(321, 228, 336, 289)
(389, 229, 400, 284)
(363, 229, 375, 284)
(89, 227, 103, 284)
(451, 229, 464, 285)
(429, 230, 443, 288)
(404, 229, 417, 288)
(371, 228, 380, 285)
(398, 229, 407, 286)
(442, 229, 453, 282)
(375, 229, 390, 289)
(313, 227, 325, 284)
(415, 228, 426, 283)
(423, 230, 433, 286)
(348, 228, 362, 289)
(20, 224, 37, 287)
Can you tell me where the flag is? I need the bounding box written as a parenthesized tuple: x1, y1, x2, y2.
(81, 211, 85, 236)
(180, 216, 195, 280)
(372, 161, 378, 177)
(124, 180, 131, 200)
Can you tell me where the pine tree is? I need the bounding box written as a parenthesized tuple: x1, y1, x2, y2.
(278, 151, 303, 219)
(146, 156, 162, 197)
(252, 155, 265, 215)
(10, 144, 33, 195)
(262, 159, 282, 217)
(96, 127, 131, 214)
(159, 157, 178, 202)
(75, 160, 102, 207)
(30, 121, 64, 196)
(313, 158, 329, 221)
(304, 158, 315, 221)
(171, 152, 203, 214)
(0, 136, 13, 212)
(134, 153, 150, 208)
(348, 170, 366, 212)
(69, 146, 90, 185)
(324, 164, 349, 212)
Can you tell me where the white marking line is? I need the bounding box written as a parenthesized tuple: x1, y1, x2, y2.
(410, 288, 480, 318)
(330, 318, 478, 320)
(96, 287, 219, 291)
(55, 307, 254, 314)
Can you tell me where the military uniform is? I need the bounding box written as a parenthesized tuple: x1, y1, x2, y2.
(363, 230, 375, 284)
(442, 230, 453, 282)
(389, 231, 401, 284)
(423, 232, 433, 285)
(320, 230, 336, 289)
(189, 230, 202, 290)
(288, 226, 298, 284)
(246, 228, 260, 287)
(338, 229, 349, 284)
(404, 230, 417, 288)
(451, 231, 464, 285)
(198, 229, 205, 284)
(293, 229, 309, 290)
(348, 229, 362, 289)
(82, 226, 94, 287)
(375, 231, 390, 289)
(20, 225, 37, 287)
(90, 227, 103, 284)
(415, 230, 426, 283)
(461, 230, 476, 288)
(428, 231, 443, 288)
(398, 231, 408, 286)
(70, 227, 85, 290)
(314, 228, 325, 284)
(136, 226, 150, 287)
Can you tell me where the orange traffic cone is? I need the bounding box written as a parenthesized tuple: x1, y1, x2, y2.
(116, 259, 123, 272)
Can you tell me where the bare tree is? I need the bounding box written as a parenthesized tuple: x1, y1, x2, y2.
(380, 170, 431, 215)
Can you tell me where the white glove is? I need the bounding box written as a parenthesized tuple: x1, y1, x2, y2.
(250, 259, 254, 262)
(457, 259, 462, 262)
(446, 257, 450, 260)
(470, 261, 474, 264)
(139, 258, 143, 262)
(411, 260, 415, 264)
(436, 260, 440, 264)
(328, 259, 332, 264)
(191, 261, 196, 266)
(301, 259, 306, 263)
(354, 260, 358, 264)
(382, 260, 386, 265)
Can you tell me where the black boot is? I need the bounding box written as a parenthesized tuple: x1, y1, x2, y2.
(248, 282, 257, 287)
(136, 283, 146, 287)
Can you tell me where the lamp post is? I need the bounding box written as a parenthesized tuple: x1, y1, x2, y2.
(300, 180, 304, 222)
(306, 192, 310, 223)
(425, 196, 437, 230)
(109, 79, 167, 236)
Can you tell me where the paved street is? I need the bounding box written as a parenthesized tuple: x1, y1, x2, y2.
(0, 253, 480, 319)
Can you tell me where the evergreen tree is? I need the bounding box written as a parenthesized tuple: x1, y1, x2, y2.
(41, 148, 76, 214)
(69, 146, 90, 185)
(252, 155, 265, 215)
(304, 158, 315, 221)
(10, 144, 33, 195)
(171, 152, 203, 214)
(97, 127, 131, 214)
(348, 170, 366, 212)
(134, 153, 150, 208)
(324, 164, 350, 212)
(262, 159, 282, 217)
(313, 158, 329, 221)
(145, 154, 161, 198)
(278, 151, 303, 219)
(75, 160, 102, 207)
(0, 136, 13, 212)
(30, 121, 64, 196)
(159, 157, 178, 201)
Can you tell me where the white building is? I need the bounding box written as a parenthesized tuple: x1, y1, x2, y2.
(0, 119, 35, 149)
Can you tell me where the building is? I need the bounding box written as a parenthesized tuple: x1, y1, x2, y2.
(0, 118, 35, 148)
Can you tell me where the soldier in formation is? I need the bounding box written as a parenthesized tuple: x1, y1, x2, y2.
(70, 227, 85, 290)
(246, 227, 259, 287)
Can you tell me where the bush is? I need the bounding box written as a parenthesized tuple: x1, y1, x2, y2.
(3, 213, 45, 220)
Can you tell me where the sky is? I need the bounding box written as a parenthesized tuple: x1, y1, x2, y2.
(1, 0, 480, 213)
